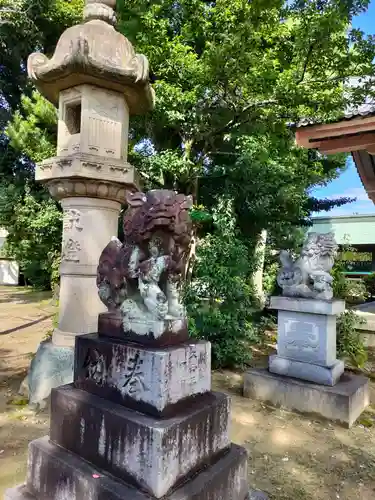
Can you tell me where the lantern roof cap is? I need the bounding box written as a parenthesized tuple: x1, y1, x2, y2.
(27, 1, 154, 115)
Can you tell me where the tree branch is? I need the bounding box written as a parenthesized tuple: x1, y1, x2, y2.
(200, 99, 279, 143)
(296, 41, 316, 85)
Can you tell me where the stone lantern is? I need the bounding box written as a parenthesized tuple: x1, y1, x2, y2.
(25, 0, 154, 404)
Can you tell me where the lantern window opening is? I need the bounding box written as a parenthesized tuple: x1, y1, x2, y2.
(65, 100, 82, 135)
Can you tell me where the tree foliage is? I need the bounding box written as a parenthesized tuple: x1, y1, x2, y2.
(0, 0, 83, 287)
(184, 201, 262, 368)
(0, 0, 84, 117)
(119, 0, 374, 235)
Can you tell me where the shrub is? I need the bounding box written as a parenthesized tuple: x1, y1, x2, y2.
(343, 279, 368, 305)
(0, 186, 62, 289)
(262, 261, 280, 298)
(364, 273, 375, 298)
(184, 232, 262, 369)
(332, 259, 368, 305)
(336, 310, 367, 368)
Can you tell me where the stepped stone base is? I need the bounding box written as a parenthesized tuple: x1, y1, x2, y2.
(269, 355, 344, 386)
(5, 486, 34, 500)
(6, 329, 272, 500)
(27, 340, 74, 408)
(50, 385, 230, 497)
(74, 334, 211, 417)
(244, 368, 369, 428)
(6, 485, 268, 500)
(18, 437, 249, 500)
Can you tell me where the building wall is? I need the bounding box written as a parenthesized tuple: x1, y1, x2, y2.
(0, 228, 19, 285)
(0, 228, 8, 251)
(310, 214, 375, 246)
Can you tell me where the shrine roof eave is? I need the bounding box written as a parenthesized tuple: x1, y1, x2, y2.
(351, 150, 375, 204)
(295, 114, 375, 155)
(295, 117, 375, 205)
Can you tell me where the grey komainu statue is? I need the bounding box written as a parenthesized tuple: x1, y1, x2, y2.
(277, 232, 338, 301)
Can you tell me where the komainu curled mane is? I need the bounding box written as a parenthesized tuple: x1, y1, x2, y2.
(96, 189, 193, 335)
(277, 232, 338, 301)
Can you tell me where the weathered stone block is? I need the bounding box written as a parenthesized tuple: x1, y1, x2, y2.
(270, 296, 345, 316)
(269, 355, 344, 386)
(36, 154, 137, 188)
(6, 485, 266, 500)
(27, 340, 74, 409)
(98, 311, 189, 346)
(247, 489, 270, 500)
(4, 485, 35, 500)
(50, 385, 230, 498)
(244, 368, 369, 427)
(74, 334, 211, 417)
(276, 309, 337, 366)
(26, 437, 249, 500)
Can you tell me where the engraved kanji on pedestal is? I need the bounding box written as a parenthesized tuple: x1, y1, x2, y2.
(269, 296, 345, 386)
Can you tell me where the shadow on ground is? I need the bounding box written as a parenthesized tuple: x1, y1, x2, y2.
(0, 287, 52, 305)
(213, 371, 375, 500)
(0, 315, 54, 336)
(0, 348, 31, 383)
(0, 407, 49, 497)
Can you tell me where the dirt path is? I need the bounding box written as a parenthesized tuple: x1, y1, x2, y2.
(213, 371, 375, 500)
(0, 287, 374, 499)
(0, 287, 55, 497)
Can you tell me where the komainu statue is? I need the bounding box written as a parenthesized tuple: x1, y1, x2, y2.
(96, 189, 193, 344)
(277, 232, 338, 301)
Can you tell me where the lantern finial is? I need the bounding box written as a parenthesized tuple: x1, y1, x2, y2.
(84, 0, 117, 25)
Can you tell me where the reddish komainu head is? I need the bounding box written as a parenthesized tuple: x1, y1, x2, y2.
(96, 189, 193, 312)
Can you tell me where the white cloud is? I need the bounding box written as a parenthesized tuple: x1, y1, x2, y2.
(325, 187, 371, 202)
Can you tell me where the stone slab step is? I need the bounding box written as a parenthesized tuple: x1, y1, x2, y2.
(50, 385, 230, 498)
(244, 368, 369, 428)
(74, 334, 211, 417)
(6, 485, 268, 500)
(5, 485, 35, 500)
(25, 437, 249, 500)
(269, 355, 344, 386)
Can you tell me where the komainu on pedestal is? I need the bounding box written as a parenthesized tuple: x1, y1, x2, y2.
(277, 231, 337, 301)
(244, 231, 369, 428)
(6, 187, 260, 500)
(96, 189, 193, 345)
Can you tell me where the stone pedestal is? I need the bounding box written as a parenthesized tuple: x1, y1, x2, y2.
(269, 296, 345, 386)
(6, 331, 257, 500)
(243, 296, 369, 426)
(244, 368, 369, 428)
(98, 311, 189, 346)
(54, 197, 122, 346)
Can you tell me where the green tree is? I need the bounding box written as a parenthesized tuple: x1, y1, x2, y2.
(119, 0, 373, 236)
(3, 0, 375, 364)
(184, 200, 262, 368)
(0, 0, 84, 287)
(117, 0, 375, 366)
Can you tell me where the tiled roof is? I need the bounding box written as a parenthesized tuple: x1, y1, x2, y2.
(297, 77, 375, 127)
(344, 99, 375, 119)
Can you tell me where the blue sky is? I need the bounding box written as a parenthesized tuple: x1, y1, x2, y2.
(312, 1, 375, 217)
